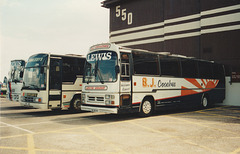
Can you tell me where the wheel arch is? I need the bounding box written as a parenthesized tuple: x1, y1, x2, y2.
(139, 95, 156, 112)
(70, 93, 81, 103)
(202, 92, 210, 102)
(69, 93, 82, 111)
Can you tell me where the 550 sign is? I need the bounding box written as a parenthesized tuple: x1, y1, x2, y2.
(116, 5, 133, 25)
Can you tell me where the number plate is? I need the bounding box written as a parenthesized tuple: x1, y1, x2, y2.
(91, 109, 98, 112)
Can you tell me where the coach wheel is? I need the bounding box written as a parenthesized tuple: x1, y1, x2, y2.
(71, 97, 81, 111)
(140, 98, 153, 117)
(201, 95, 209, 109)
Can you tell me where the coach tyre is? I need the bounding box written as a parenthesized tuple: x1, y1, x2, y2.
(140, 98, 153, 117)
(71, 97, 81, 111)
(201, 94, 209, 108)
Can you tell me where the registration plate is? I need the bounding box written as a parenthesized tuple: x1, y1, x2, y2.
(24, 102, 31, 107)
(91, 109, 98, 112)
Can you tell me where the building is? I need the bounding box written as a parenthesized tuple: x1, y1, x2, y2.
(102, 0, 240, 105)
(102, 0, 240, 73)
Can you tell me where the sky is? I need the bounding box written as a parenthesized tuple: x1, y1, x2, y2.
(0, 0, 109, 82)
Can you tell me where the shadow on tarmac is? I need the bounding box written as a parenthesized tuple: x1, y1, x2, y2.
(2, 100, 240, 125)
(53, 105, 240, 125)
(0, 106, 33, 110)
(0, 106, 85, 118)
(52, 106, 205, 126)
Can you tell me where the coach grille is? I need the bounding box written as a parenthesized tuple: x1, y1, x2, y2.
(87, 96, 104, 103)
(97, 97, 104, 101)
(88, 96, 95, 101)
(23, 96, 34, 102)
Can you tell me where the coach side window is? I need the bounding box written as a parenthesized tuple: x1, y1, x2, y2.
(62, 57, 75, 82)
(160, 57, 181, 77)
(121, 53, 130, 80)
(62, 58, 85, 83)
(77, 58, 85, 75)
(213, 64, 225, 80)
(132, 51, 159, 75)
(181, 59, 198, 78)
(198, 61, 213, 79)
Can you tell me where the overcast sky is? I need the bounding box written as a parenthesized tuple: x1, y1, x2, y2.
(0, 0, 109, 81)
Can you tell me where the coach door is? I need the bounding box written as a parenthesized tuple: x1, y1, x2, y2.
(49, 57, 62, 109)
(120, 52, 132, 108)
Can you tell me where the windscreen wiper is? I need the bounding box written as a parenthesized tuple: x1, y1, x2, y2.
(12, 79, 20, 83)
(21, 85, 30, 90)
(29, 84, 40, 92)
(97, 69, 104, 84)
(94, 61, 104, 84)
(87, 76, 92, 84)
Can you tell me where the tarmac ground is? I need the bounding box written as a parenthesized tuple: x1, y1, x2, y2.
(1, 97, 240, 154)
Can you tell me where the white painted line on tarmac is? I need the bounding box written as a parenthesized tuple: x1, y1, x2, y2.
(0, 118, 82, 128)
(0, 121, 34, 134)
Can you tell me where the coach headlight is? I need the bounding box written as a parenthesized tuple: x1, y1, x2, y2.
(105, 94, 115, 105)
(105, 100, 115, 105)
(111, 95, 115, 99)
(105, 100, 111, 105)
(105, 95, 110, 99)
(81, 94, 85, 103)
(82, 94, 85, 99)
(34, 97, 42, 103)
(21, 96, 25, 102)
(105, 94, 115, 99)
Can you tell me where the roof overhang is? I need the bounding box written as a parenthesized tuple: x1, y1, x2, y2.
(101, 0, 126, 8)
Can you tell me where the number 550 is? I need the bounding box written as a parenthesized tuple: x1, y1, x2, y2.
(116, 5, 133, 25)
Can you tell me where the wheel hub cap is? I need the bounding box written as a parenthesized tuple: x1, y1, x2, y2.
(143, 101, 151, 114)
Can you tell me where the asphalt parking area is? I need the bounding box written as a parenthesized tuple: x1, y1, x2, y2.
(1, 97, 240, 154)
